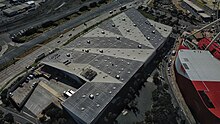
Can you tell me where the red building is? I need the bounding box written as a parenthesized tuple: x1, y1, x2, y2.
(198, 38, 220, 60)
(174, 50, 220, 124)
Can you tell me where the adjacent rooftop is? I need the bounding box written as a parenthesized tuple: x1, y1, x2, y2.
(177, 49, 220, 118)
(178, 50, 220, 81)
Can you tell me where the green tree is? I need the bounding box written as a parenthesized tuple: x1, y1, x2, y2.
(79, 6, 89, 12)
(0, 110, 4, 118)
(163, 83, 169, 90)
(57, 118, 67, 124)
(153, 72, 161, 86)
(4, 113, 14, 123)
(89, 2, 97, 8)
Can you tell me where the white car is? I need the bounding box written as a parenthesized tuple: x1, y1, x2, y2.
(59, 34, 63, 38)
(122, 109, 128, 115)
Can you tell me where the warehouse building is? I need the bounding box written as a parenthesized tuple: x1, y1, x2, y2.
(41, 8, 172, 124)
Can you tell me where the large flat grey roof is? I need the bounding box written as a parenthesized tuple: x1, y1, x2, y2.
(178, 50, 220, 81)
(42, 8, 172, 123)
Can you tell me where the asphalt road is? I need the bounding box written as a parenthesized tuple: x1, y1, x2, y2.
(6, 0, 100, 34)
(0, 0, 64, 32)
(0, 0, 86, 33)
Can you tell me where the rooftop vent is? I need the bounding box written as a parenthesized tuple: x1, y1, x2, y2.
(80, 68, 97, 81)
(89, 94, 94, 100)
(133, 24, 137, 27)
(85, 49, 89, 53)
(115, 75, 120, 79)
(152, 30, 155, 33)
(63, 60, 71, 65)
(138, 45, 142, 48)
(81, 107, 85, 111)
(122, 18, 126, 21)
(96, 93, 99, 96)
(96, 104, 100, 107)
(99, 49, 104, 53)
(112, 24, 115, 27)
(116, 36, 120, 40)
(147, 37, 150, 40)
(87, 40, 90, 44)
(101, 31, 105, 34)
(82, 94, 86, 98)
(66, 53, 71, 57)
